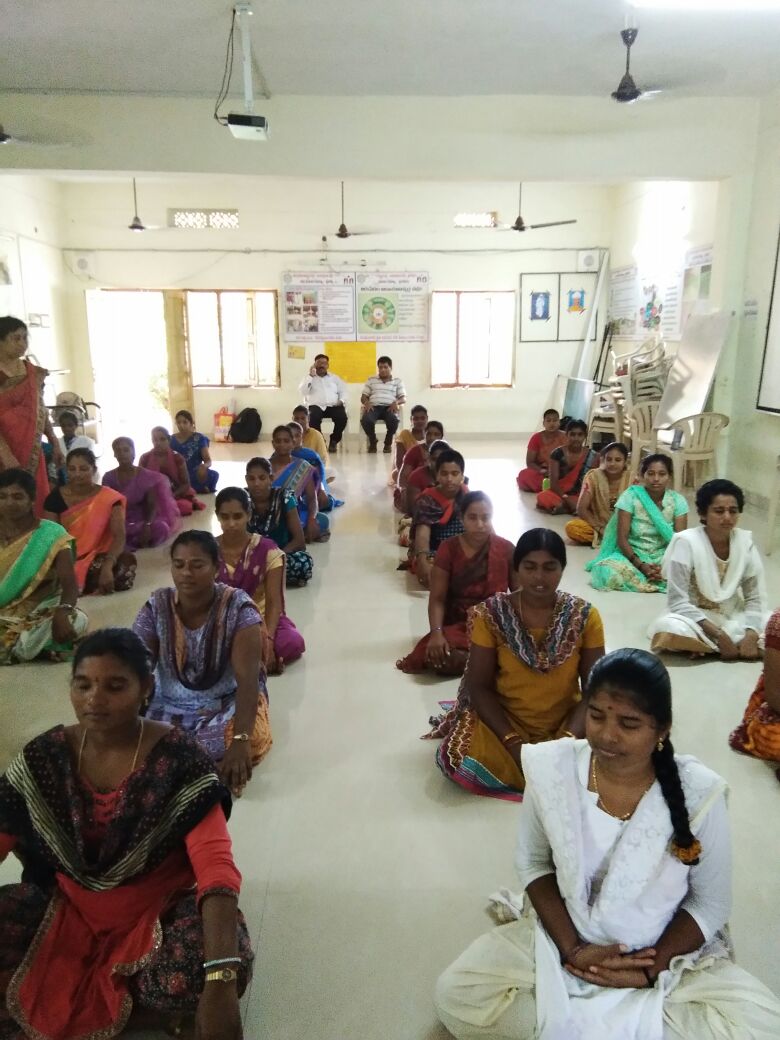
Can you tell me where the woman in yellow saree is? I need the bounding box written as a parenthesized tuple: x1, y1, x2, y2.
(42, 448, 136, 595)
(0, 468, 87, 664)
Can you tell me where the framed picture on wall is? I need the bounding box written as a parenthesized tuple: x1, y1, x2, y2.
(519, 273, 559, 341)
(558, 272, 598, 342)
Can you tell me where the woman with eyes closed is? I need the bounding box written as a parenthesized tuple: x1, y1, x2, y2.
(649, 479, 769, 659)
(430, 529, 604, 800)
(133, 531, 272, 798)
(435, 649, 780, 1040)
(0, 628, 252, 1040)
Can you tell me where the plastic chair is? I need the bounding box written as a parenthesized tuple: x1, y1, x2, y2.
(663, 412, 730, 490)
(589, 390, 620, 448)
(627, 402, 660, 478)
(48, 391, 103, 443)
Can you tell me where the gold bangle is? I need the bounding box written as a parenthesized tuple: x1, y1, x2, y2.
(502, 732, 522, 746)
(562, 730, 577, 739)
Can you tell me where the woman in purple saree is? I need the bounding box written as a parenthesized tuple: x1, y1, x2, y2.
(102, 436, 181, 550)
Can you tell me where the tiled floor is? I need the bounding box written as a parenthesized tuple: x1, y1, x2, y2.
(2, 438, 779, 1038)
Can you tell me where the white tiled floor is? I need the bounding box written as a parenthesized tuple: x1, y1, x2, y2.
(2, 438, 779, 1038)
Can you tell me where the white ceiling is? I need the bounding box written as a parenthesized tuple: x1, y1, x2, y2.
(3, 0, 780, 99)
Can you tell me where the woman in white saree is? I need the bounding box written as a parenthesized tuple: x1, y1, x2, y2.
(648, 480, 768, 659)
(435, 649, 780, 1040)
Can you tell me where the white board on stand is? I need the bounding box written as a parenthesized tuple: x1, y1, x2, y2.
(654, 311, 732, 428)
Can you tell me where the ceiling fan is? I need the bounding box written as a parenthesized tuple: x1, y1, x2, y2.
(127, 178, 163, 232)
(460, 184, 577, 233)
(0, 122, 73, 148)
(611, 26, 662, 104)
(333, 181, 382, 238)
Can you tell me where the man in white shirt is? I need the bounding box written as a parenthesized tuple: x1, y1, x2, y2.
(360, 355, 406, 453)
(298, 353, 349, 452)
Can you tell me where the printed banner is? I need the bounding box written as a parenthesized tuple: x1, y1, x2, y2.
(355, 271, 429, 342)
(282, 271, 357, 341)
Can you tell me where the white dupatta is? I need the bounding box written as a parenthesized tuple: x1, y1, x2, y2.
(520, 740, 726, 1040)
(661, 526, 763, 606)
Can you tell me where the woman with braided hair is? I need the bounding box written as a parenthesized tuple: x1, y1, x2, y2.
(435, 648, 780, 1040)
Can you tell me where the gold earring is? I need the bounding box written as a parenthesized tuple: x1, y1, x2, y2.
(657, 739, 665, 752)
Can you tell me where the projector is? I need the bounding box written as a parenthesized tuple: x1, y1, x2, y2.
(227, 113, 269, 141)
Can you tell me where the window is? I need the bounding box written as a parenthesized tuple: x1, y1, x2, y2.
(169, 209, 240, 230)
(431, 291, 515, 387)
(186, 290, 279, 387)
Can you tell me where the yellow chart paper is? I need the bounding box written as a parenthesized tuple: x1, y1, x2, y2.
(324, 341, 376, 384)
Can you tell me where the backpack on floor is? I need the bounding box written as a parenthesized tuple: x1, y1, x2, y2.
(229, 407, 262, 443)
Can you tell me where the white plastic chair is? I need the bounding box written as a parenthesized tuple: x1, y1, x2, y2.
(627, 402, 660, 478)
(663, 412, 730, 490)
(765, 454, 780, 555)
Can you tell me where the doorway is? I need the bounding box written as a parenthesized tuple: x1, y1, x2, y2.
(85, 289, 172, 452)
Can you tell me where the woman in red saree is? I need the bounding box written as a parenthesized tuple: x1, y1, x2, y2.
(409, 449, 469, 589)
(0, 317, 64, 516)
(0, 628, 252, 1040)
(516, 408, 567, 493)
(139, 426, 206, 516)
(397, 492, 513, 675)
(536, 419, 599, 514)
(43, 448, 136, 595)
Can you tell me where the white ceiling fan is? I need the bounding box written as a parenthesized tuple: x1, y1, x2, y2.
(611, 27, 663, 103)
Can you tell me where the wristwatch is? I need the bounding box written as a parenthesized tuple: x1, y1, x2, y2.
(205, 967, 239, 983)
(231, 732, 250, 743)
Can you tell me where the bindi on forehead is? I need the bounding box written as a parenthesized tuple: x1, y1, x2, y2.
(589, 689, 651, 722)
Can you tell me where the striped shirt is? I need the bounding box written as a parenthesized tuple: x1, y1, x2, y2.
(362, 375, 406, 407)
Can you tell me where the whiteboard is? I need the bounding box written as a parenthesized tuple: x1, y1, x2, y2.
(654, 312, 731, 429)
(757, 225, 780, 413)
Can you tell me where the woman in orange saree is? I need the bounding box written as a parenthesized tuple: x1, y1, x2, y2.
(0, 317, 64, 516)
(43, 448, 136, 594)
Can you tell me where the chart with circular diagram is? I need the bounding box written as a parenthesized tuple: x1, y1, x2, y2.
(359, 294, 398, 333)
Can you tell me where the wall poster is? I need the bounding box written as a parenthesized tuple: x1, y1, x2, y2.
(519, 273, 559, 342)
(608, 264, 640, 336)
(282, 271, 356, 341)
(558, 272, 598, 342)
(356, 271, 429, 342)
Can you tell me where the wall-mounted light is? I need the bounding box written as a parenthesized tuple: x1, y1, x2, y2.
(453, 212, 498, 229)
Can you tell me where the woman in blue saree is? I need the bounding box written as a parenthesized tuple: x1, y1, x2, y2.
(268, 425, 330, 542)
(287, 421, 344, 512)
(586, 454, 688, 593)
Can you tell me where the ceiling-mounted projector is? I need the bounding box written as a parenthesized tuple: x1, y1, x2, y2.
(227, 113, 269, 140)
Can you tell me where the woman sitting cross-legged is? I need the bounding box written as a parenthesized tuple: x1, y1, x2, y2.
(0, 628, 253, 1040)
(171, 409, 219, 495)
(649, 479, 769, 658)
(430, 529, 605, 800)
(269, 425, 330, 543)
(133, 531, 272, 798)
(397, 491, 513, 676)
(102, 435, 181, 550)
(586, 453, 688, 593)
(435, 649, 780, 1040)
(0, 467, 88, 664)
(410, 449, 468, 589)
(42, 447, 137, 595)
(216, 487, 305, 675)
(287, 420, 343, 512)
(245, 457, 315, 587)
(730, 609, 780, 774)
(536, 419, 599, 514)
(565, 441, 631, 547)
(516, 408, 568, 493)
(139, 426, 206, 515)
(393, 403, 428, 480)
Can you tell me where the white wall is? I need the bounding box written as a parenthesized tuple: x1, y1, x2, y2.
(728, 89, 780, 505)
(0, 176, 72, 396)
(59, 176, 615, 435)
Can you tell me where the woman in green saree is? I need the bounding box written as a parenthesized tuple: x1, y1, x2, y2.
(0, 467, 87, 664)
(586, 454, 688, 593)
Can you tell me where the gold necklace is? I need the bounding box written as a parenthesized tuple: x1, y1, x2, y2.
(590, 755, 654, 821)
(78, 719, 145, 776)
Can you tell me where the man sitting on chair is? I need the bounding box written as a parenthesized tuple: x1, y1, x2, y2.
(360, 356, 406, 453)
(298, 354, 349, 453)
